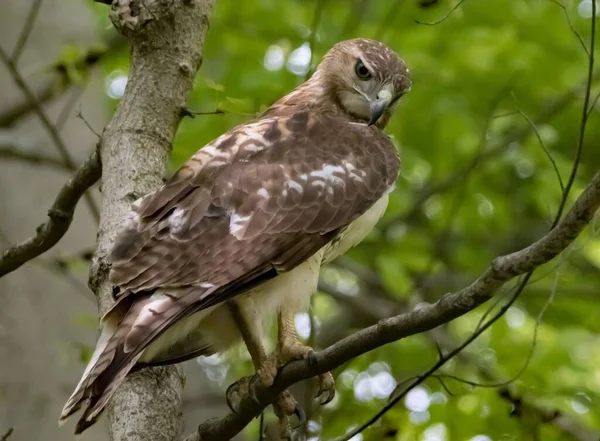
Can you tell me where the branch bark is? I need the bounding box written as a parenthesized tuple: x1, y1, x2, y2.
(0, 151, 101, 277)
(88, 1, 214, 440)
(186, 169, 600, 441)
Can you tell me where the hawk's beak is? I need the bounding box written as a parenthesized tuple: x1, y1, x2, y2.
(368, 89, 393, 126)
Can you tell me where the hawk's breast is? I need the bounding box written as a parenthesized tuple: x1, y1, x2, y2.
(322, 193, 390, 265)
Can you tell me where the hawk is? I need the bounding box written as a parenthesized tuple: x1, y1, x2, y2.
(60, 38, 411, 436)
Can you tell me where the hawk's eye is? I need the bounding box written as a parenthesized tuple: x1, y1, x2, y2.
(355, 60, 371, 80)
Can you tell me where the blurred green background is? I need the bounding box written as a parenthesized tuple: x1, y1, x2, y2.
(59, 0, 600, 440)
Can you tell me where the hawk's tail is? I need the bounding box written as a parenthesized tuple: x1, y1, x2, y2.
(59, 286, 214, 434)
(59, 294, 142, 433)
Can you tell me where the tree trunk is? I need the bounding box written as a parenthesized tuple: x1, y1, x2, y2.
(89, 1, 214, 440)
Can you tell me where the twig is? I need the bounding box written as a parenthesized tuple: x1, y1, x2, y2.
(0, 46, 100, 222)
(12, 0, 44, 63)
(556, 0, 596, 221)
(181, 108, 225, 118)
(76, 108, 101, 138)
(0, 428, 13, 441)
(512, 102, 565, 193)
(548, 0, 589, 57)
(185, 167, 600, 441)
(0, 151, 101, 277)
(586, 88, 600, 117)
(415, 0, 468, 25)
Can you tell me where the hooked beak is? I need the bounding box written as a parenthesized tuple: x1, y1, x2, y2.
(368, 89, 393, 126)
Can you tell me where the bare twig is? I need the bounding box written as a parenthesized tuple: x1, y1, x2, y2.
(415, 0, 468, 25)
(0, 428, 13, 441)
(548, 0, 589, 57)
(181, 108, 225, 118)
(185, 168, 600, 441)
(0, 46, 100, 222)
(0, 151, 101, 277)
(75, 108, 101, 138)
(12, 0, 44, 63)
(512, 102, 565, 193)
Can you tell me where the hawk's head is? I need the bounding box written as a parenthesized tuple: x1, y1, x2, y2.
(317, 38, 411, 128)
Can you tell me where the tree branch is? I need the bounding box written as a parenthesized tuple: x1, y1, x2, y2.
(186, 168, 600, 441)
(88, 1, 214, 440)
(12, 0, 44, 63)
(0, 150, 101, 277)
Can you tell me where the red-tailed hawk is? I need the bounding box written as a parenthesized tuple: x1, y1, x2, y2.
(60, 38, 411, 436)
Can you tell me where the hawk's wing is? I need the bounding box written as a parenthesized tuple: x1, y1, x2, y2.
(110, 110, 399, 296)
(61, 110, 399, 431)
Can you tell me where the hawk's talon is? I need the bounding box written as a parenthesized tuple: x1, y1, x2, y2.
(314, 372, 336, 405)
(291, 405, 307, 429)
(273, 390, 299, 440)
(225, 375, 263, 412)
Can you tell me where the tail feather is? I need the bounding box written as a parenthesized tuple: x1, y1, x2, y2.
(60, 286, 216, 433)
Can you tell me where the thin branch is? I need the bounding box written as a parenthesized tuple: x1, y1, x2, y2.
(415, 0, 468, 25)
(181, 107, 225, 118)
(0, 46, 100, 222)
(12, 0, 44, 63)
(75, 108, 102, 138)
(0, 428, 13, 441)
(548, 0, 589, 57)
(586, 88, 600, 117)
(0, 151, 101, 277)
(186, 168, 600, 441)
(557, 0, 596, 221)
(512, 102, 564, 193)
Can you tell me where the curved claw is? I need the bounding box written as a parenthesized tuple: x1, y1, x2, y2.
(248, 374, 263, 406)
(318, 387, 336, 406)
(291, 405, 307, 429)
(225, 382, 242, 413)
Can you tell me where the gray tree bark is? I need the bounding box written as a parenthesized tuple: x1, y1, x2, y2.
(88, 1, 214, 440)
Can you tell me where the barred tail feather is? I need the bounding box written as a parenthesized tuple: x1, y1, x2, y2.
(60, 286, 216, 434)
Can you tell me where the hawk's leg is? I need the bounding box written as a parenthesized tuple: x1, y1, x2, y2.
(225, 301, 303, 440)
(263, 306, 336, 405)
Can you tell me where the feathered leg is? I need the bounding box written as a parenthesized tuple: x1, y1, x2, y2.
(225, 301, 303, 440)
